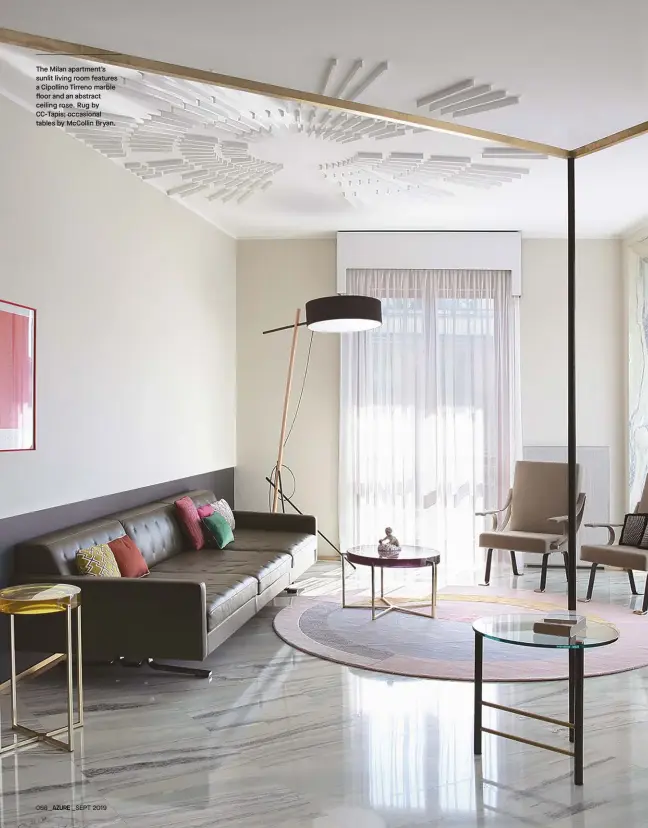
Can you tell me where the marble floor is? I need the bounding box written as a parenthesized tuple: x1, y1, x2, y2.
(1, 560, 648, 828)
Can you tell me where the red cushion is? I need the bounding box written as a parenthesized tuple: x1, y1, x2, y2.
(107, 536, 149, 578)
(197, 503, 215, 519)
(175, 496, 205, 550)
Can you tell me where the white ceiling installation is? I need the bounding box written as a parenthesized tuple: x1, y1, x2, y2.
(1, 0, 647, 147)
(0, 39, 646, 238)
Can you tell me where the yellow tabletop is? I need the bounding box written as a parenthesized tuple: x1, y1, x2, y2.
(0, 584, 81, 615)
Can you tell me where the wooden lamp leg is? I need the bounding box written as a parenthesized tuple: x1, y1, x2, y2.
(272, 308, 301, 513)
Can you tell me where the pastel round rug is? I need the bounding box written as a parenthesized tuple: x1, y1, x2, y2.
(273, 586, 648, 682)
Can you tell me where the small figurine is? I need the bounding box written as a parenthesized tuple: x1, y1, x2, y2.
(378, 527, 401, 557)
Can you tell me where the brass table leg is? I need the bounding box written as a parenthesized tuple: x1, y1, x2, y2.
(371, 566, 376, 620)
(1, 607, 84, 756)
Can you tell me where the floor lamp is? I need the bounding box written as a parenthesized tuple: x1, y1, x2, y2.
(262, 294, 382, 523)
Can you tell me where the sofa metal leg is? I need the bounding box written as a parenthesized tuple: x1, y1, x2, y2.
(481, 549, 493, 586)
(579, 563, 597, 603)
(534, 554, 549, 593)
(509, 551, 521, 576)
(147, 659, 212, 679)
(628, 570, 640, 596)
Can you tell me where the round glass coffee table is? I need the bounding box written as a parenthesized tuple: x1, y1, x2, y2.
(473, 613, 618, 786)
(342, 545, 441, 620)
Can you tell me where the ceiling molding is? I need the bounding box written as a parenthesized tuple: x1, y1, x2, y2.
(571, 119, 648, 158)
(0, 26, 569, 158)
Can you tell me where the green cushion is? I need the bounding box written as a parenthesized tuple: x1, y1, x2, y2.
(202, 513, 234, 549)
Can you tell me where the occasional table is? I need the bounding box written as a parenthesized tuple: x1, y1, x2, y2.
(0, 583, 83, 755)
(342, 544, 441, 620)
(472, 613, 618, 785)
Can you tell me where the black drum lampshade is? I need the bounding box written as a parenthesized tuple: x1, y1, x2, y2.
(305, 295, 382, 333)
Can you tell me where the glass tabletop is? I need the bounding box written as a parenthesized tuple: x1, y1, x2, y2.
(473, 612, 619, 649)
(346, 544, 441, 568)
(0, 583, 81, 615)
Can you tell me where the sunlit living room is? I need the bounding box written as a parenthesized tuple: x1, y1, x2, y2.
(0, 2, 648, 826)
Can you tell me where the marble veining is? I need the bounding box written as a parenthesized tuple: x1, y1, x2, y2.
(0, 561, 648, 826)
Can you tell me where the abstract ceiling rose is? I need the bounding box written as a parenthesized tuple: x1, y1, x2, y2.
(320, 151, 530, 205)
(416, 78, 521, 118)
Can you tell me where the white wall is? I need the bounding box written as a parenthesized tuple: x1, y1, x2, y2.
(0, 96, 237, 520)
(520, 239, 624, 520)
(236, 237, 624, 555)
(236, 240, 339, 554)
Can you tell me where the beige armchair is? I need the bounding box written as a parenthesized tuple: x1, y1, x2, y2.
(580, 476, 648, 614)
(477, 460, 586, 593)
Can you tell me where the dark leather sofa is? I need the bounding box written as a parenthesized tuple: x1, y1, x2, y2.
(12, 489, 316, 673)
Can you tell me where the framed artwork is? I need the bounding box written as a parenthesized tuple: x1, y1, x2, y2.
(0, 299, 36, 451)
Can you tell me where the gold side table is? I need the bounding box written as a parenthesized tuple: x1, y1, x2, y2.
(0, 583, 83, 754)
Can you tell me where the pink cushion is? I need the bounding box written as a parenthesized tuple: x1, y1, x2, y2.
(197, 503, 215, 519)
(175, 496, 204, 550)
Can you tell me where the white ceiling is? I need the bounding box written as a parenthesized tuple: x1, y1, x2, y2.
(0, 2, 647, 238)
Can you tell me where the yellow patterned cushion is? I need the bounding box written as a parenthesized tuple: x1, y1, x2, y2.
(76, 544, 121, 577)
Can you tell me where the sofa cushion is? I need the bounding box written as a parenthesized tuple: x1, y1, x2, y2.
(76, 544, 121, 577)
(108, 535, 149, 578)
(580, 544, 648, 571)
(479, 531, 562, 555)
(202, 513, 234, 549)
(147, 570, 257, 631)
(174, 496, 205, 550)
(211, 499, 235, 530)
(150, 549, 292, 594)
(113, 503, 185, 567)
(226, 529, 315, 565)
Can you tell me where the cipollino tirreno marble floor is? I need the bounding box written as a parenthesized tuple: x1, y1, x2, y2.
(1, 562, 648, 828)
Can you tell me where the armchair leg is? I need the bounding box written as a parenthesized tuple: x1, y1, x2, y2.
(509, 551, 521, 576)
(633, 576, 648, 616)
(481, 548, 493, 586)
(562, 551, 569, 580)
(628, 570, 640, 596)
(579, 563, 598, 603)
(534, 554, 550, 593)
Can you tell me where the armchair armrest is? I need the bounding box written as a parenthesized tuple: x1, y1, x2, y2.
(584, 522, 623, 545)
(475, 506, 508, 516)
(12, 574, 207, 661)
(233, 510, 317, 536)
(547, 493, 587, 535)
(475, 489, 512, 532)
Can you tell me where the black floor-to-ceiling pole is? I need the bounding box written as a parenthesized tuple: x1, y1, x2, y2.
(567, 156, 577, 612)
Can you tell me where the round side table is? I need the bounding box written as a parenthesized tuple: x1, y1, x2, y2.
(472, 612, 618, 786)
(342, 545, 441, 620)
(0, 583, 83, 755)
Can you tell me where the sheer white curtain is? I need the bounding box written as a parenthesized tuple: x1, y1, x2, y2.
(339, 269, 521, 578)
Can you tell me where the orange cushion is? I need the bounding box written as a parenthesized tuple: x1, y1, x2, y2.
(108, 535, 149, 578)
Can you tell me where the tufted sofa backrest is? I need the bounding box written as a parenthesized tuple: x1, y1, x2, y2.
(112, 502, 185, 568)
(13, 490, 219, 577)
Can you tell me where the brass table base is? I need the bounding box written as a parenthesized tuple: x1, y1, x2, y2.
(0, 605, 83, 755)
(341, 554, 438, 621)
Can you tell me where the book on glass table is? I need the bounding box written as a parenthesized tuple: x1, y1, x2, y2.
(532, 612, 586, 638)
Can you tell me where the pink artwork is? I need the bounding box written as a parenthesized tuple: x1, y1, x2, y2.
(0, 300, 36, 451)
